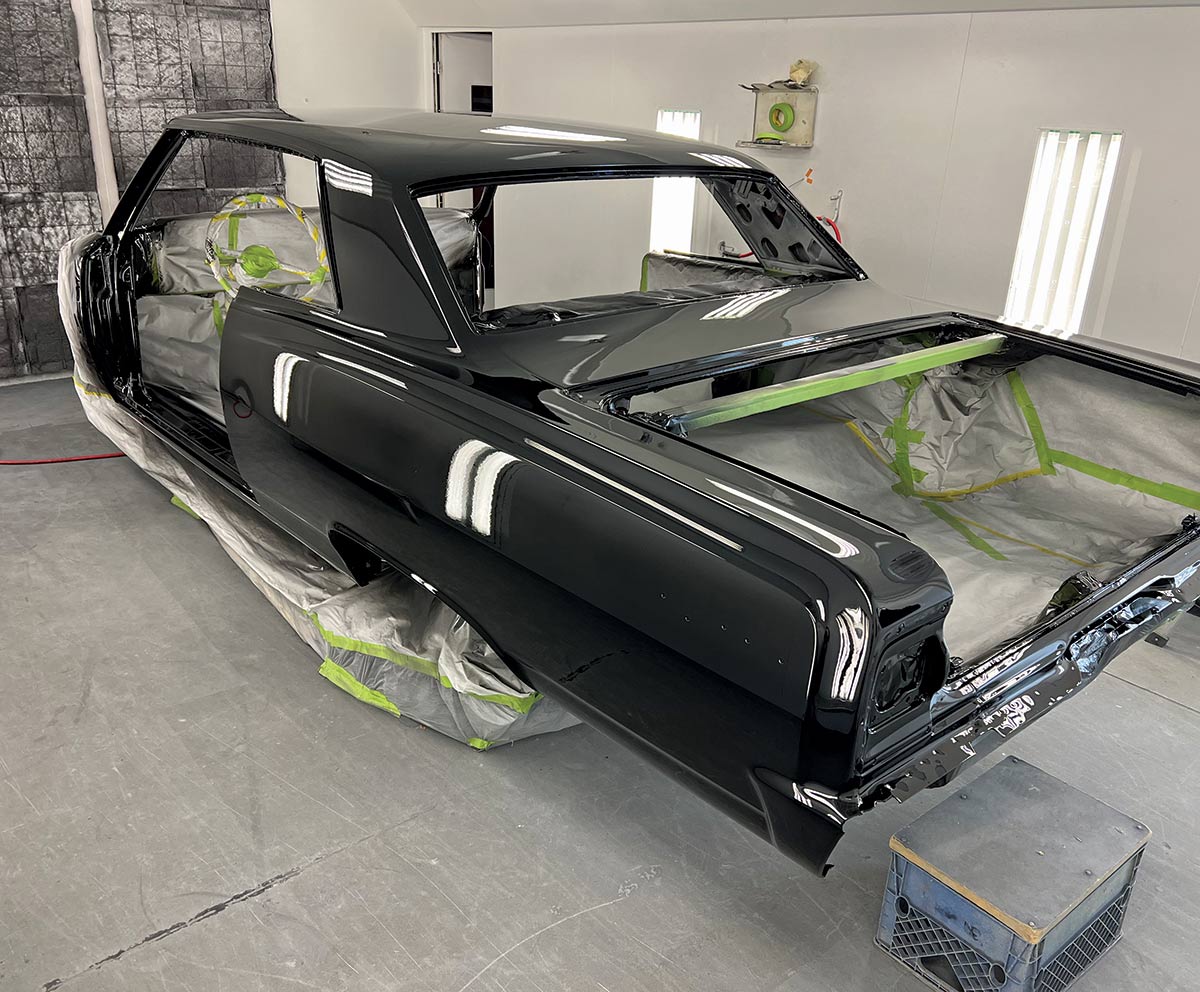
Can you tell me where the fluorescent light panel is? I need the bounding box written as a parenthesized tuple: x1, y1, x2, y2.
(480, 124, 625, 143)
(1003, 129, 1122, 337)
(649, 110, 702, 254)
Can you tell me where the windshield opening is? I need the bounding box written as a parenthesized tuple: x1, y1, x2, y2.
(414, 173, 858, 331)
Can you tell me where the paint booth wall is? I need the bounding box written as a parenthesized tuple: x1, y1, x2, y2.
(0, 0, 283, 379)
(0, 0, 422, 378)
(0, 0, 101, 378)
(488, 6, 1200, 360)
(271, 0, 421, 206)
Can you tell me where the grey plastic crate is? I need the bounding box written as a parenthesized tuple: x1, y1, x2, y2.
(876, 756, 1148, 992)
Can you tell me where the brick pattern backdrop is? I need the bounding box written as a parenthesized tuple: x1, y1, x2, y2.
(0, 0, 101, 378)
(94, 0, 280, 194)
(0, 0, 279, 378)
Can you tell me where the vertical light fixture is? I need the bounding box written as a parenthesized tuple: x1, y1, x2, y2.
(649, 110, 702, 253)
(1003, 129, 1122, 337)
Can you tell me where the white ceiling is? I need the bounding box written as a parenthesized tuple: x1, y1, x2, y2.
(403, 0, 1199, 29)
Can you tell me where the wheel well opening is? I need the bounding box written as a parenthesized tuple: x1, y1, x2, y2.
(328, 528, 394, 585)
(324, 526, 536, 691)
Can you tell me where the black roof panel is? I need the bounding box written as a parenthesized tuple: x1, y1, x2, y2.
(169, 108, 768, 189)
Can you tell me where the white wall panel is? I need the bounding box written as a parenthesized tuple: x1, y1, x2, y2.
(491, 7, 1200, 356)
(273, 0, 421, 203)
(272, 1, 421, 119)
(493, 16, 970, 300)
(925, 7, 1200, 355)
(270, 1, 1200, 356)
(403, 0, 1198, 30)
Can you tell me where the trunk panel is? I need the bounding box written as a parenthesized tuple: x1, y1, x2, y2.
(627, 334, 1200, 662)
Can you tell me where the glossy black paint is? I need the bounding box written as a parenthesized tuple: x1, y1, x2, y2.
(79, 110, 1200, 875)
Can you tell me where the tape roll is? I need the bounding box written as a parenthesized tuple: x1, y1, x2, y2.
(768, 102, 796, 133)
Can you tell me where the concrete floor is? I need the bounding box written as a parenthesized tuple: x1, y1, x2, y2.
(2, 376, 1198, 992)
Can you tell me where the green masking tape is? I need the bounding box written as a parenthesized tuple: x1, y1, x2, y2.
(307, 610, 542, 714)
(1007, 371, 1056, 476)
(1049, 450, 1200, 511)
(923, 501, 1007, 561)
(768, 102, 796, 133)
(319, 658, 402, 718)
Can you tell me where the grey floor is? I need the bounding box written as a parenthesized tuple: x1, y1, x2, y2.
(1, 376, 1198, 992)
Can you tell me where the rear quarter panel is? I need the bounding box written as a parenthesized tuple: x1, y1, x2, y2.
(219, 293, 850, 855)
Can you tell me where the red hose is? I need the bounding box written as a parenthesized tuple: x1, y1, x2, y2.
(817, 216, 842, 243)
(0, 452, 125, 465)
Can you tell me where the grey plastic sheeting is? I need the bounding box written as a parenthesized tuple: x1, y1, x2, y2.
(137, 292, 228, 422)
(693, 337, 1200, 663)
(140, 207, 333, 423)
(60, 234, 579, 749)
(642, 251, 784, 293)
(137, 207, 477, 425)
(153, 209, 331, 299)
(423, 207, 476, 268)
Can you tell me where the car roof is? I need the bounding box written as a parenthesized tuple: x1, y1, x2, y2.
(170, 108, 768, 190)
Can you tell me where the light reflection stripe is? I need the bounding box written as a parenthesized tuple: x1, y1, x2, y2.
(271, 352, 308, 422)
(470, 451, 519, 537)
(701, 288, 790, 320)
(831, 607, 869, 702)
(318, 352, 408, 390)
(480, 124, 626, 143)
(309, 322, 415, 364)
(445, 440, 491, 523)
(526, 439, 742, 552)
(689, 152, 751, 169)
(323, 160, 373, 195)
(707, 480, 859, 559)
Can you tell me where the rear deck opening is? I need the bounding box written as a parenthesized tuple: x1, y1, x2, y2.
(624, 327, 1200, 662)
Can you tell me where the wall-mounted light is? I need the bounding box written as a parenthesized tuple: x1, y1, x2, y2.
(1003, 129, 1122, 338)
(649, 110, 702, 253)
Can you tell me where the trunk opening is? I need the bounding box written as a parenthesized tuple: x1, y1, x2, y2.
(623, 328, 1200, 662)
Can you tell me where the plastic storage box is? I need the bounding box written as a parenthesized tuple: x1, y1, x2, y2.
(877, 755, 1148, 992)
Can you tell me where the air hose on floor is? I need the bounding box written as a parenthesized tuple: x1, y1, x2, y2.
(0, 452, 125, 465)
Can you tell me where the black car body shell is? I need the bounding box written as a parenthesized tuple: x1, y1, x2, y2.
(77, 109, 1200, 875)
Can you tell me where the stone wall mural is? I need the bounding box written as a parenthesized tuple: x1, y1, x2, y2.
(0, 0, 101, 377)
(0, 0, 278, 378)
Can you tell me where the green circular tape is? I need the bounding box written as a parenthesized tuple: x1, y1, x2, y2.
(768, 102, 796, 133)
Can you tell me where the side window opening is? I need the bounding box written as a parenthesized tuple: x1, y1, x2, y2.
(125, 133, 336, 425)
(416, 192, 488, 314)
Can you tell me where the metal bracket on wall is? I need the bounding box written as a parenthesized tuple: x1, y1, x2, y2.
(828, 188, 843, 225)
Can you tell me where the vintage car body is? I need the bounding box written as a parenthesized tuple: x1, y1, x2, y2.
(75, 110, 1200, 874)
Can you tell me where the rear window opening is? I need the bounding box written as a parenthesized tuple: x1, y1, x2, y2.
(415, 173, 857, 330)
(617, 327, 1200, 664)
